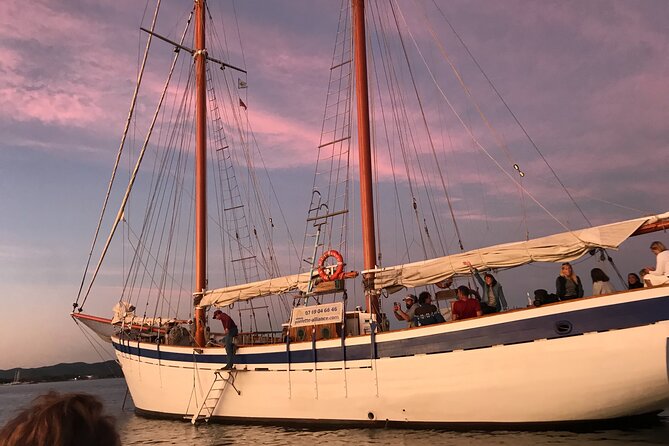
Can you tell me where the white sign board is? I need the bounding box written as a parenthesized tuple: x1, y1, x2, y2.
(290, 302, 344, 327)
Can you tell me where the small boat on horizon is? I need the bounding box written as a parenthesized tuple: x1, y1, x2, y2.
(6, 370, 23, 386)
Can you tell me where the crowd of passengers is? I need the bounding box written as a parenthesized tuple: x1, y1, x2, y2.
(392, 240, 669, 328)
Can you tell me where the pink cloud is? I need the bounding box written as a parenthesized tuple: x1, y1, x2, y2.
(1, 0, 665, 222)
(0, 1, 140, 132)
(0, 86, 106, 126)
(245, 107, 321, 168)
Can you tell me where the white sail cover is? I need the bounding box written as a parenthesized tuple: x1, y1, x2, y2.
(201, 272, 312, 308)
(368, 212, 669, 292)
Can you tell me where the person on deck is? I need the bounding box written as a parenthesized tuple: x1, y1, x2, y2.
(556, 262, 584, 300)
(213, 310, 238, 370)
(412, 291, 445, 326)
(627, 272, 644, 290)
(642, 241, 669, 286)
(464, 261, 508, 314)
(393, 294, 420, 328)
(639, 268, 649, 286)
(451, 286, 482, 321)
(590, 268, 616, 295)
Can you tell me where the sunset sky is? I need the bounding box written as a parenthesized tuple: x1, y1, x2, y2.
(1, 0, 668, 369)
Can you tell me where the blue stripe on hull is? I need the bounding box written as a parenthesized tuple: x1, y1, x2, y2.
(113, 296, 669, 365)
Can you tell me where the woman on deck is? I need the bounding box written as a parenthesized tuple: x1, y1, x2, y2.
(643, 241, 669, 286)
(627, 273, 644, 289)
(590, 268, 616, 295)
(464, 261, 508, 314)
(556, 262, 584, 300)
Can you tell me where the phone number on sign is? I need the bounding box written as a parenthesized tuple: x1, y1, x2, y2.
(302, 306, 338, 316)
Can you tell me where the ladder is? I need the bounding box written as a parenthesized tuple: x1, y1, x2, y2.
(190, 369, 241, 424)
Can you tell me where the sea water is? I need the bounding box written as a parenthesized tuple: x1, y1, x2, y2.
(1, 378, 668, 445)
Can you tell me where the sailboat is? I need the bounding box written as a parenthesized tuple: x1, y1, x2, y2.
(72, 0, 669, 426)
(8, 370, 21, 386)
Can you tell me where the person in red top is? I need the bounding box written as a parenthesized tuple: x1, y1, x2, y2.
(451, 286, 482, 321)
(213, 310, 238, 370)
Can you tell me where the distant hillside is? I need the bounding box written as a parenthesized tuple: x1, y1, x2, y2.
(0, 361, 122, 384)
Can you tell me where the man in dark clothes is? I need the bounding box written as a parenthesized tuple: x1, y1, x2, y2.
(412, 291, 445, 326)
(213, 310, 238, 370)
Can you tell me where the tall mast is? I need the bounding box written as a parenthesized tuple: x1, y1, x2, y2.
(194, 0, 207, 347)
(352, 0, 380, 321)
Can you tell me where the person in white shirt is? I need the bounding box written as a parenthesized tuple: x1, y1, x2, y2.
(590, 268, 616, 295)
(643, 241, 669, 287)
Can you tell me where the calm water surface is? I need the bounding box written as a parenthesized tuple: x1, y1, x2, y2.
(1, 378, 667, 445)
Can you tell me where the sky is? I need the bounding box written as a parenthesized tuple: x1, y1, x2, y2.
(0, 0, 668, 369)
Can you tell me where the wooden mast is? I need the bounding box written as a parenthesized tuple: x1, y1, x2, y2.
(194, 0, 207, 347)
(352, 0, 380, 321)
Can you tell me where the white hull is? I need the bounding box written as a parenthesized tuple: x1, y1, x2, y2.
(115, 288, 669, 425)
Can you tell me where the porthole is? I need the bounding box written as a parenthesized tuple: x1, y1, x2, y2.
(555, 320, 573, 335)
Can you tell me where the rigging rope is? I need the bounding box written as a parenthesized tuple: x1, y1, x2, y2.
(206, 15, 290, 327)
(72, 317, 118, 371)
(368, 3, 426, 261)
(121, 46, 196, 318)
(302, 0, 353, 283)
(370, 1, 451, 261)
(425, 0, 590, 229)
(121, 222, 187, 315)
(392, 1, 577, 237)
(75, 0, 164, 308)
(368, 50, 411, 262)
(388, 0, 465, 251)
(78, 16, 192, 310)
(421, 1, 629, 284)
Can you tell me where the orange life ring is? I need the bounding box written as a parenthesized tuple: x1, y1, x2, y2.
(317, 250, 344, 281)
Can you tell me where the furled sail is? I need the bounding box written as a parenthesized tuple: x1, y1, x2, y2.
(367, 212, 669, 292)
(200, 272, 312, 308)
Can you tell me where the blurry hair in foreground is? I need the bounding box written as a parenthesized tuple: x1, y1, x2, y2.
(0, 391, 121, 446)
